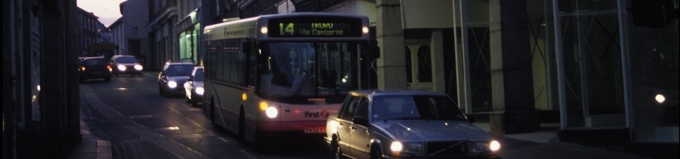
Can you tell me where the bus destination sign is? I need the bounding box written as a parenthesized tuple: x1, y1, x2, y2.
(269, 22, 360, 37)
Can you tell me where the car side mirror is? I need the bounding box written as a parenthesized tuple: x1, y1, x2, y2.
(353, 116, 368, 125)
(467, 115, 476, 123)
(187, 76, 193, 81)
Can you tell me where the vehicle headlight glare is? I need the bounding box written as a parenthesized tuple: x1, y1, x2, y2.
(390, 142, 403, 152)
(490, 140, 501, 151)
(265, 107, 278, 118)
(134, 64, 143, 71)
(117, 65, 126, 71)
(655, 94, 665, 104)
(195, 87, 204, 95)
(168, 81, 178, 88)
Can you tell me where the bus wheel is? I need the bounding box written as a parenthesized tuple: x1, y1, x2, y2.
(238, 107, 246, 143)
(209, 98, 216, 126)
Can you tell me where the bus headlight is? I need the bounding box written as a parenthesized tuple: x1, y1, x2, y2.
(195, 87, 204, 95)
(265, 107, 278, 118)
(117, 65, 127, 71)
(168, 81, 178, 88)
(134, 64, 143, 71)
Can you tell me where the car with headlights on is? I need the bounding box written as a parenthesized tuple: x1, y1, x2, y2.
(158, 61, 195, 98)
(325, 90, 501, 159)
(79, 56, 112, 82)
(184, 66, 204, 107)
(109, 55, 143, 76)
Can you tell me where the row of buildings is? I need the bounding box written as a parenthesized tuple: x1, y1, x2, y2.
(4, 0, 678, 158)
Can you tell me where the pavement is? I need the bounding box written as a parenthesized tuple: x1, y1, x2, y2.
(66, 80, 655, 159)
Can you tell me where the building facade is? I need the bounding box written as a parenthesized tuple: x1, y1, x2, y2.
(120, 0, 151, 68)
(177, 0, 202, 65)
(147, 0, 179, 70)
(78, 7, 99, 57)
(109, 18, 126, 56)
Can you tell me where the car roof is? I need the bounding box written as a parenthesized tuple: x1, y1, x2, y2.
(349, 89, 450, 97)
(166, 62, 195, 65)
(83, 56, 106, 60)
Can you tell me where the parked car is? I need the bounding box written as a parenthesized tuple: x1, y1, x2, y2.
(184, 66, 204, 107)
(325, 90, 501, 159)
(158, 61, 195, 98)
(79, 56, 112, 82)
(109, 55, 143, 76)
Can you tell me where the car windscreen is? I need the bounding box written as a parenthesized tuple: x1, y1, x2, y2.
(194, 68, 204, 81)
(166, 64, 195, 76)
(371, 95, 466, 121)
(115, 57, 138, 63)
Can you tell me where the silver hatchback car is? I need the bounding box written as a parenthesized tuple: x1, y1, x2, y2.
(325, 90, 501, 159)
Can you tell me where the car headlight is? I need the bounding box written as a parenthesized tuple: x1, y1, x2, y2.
(265, 106, 278, 118)
(195, 87, 204, 95)
(117, 65, 126, 71)
(470, 140, 501, 154)
(389, 142, 423, 154)
(134, 64, 143, 71)
(168, 81, 178, 88)
(390, 142, 403, 152)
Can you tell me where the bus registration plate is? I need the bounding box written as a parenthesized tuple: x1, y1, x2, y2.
(304, 127, 325, 133)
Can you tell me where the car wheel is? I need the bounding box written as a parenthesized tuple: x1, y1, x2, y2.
(159, 85, 164, 95)
(191, 96, 199, 107)
(371, 146, 383, 159)
(331, 135, 346, 159)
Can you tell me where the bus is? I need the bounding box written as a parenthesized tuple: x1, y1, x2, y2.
(88, 42, 116, 60)
(201, 13, 378, 146)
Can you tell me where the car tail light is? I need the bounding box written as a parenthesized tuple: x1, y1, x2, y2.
(80, 66, 86, 72)
(107, 65, 112, 72)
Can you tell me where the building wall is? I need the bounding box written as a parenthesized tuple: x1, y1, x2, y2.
(3, 0, 83, 158)
(121, 0, 150, 67)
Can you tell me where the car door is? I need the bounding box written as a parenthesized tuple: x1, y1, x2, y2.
(337, 95, 361, 156)
(349, 96, 371, 159)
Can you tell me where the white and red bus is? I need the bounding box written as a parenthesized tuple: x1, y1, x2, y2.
(201, 13, 377, 146)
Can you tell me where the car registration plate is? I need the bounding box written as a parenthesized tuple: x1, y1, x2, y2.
(93, 71, 101, 74)
(304, 127, 325, 133)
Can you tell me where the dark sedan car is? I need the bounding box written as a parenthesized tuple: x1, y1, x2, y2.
(79, 56, 112, 82)
(158, 62, 195, 98)
(109, 55, 143, 76)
